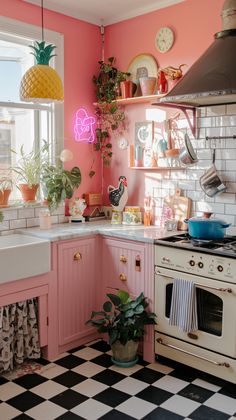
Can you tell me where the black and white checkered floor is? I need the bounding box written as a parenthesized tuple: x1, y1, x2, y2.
(1, 340, 236, 419)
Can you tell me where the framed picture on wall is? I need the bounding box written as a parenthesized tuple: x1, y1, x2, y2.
(135, 121, 154, 148)
(134, 121, 154, 167)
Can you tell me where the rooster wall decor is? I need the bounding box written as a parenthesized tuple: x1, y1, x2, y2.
(108, 176, 128, 212)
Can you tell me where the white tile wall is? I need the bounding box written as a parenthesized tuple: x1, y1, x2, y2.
(0, 203, 67, 233)
(153, 104, 236, 227)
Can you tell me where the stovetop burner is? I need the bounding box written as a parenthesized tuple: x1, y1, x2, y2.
(156, 233, 236, 255)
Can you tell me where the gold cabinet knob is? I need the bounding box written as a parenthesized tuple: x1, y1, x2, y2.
(119, 273, 127, 281)
(120, 255, 127, 263)
(73, 252, 82, 261)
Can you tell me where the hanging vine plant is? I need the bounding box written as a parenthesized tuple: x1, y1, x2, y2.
(93, 57, 130, 166)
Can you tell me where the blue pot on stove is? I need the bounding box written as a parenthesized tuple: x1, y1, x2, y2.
(184, 217, 231, 239)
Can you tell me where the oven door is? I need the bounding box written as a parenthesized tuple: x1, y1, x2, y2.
(155, 266, 236, 357)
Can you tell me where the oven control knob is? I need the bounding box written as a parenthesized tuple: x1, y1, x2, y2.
(162, 257, 170, 263)
(217, 265, 223, 272)
(198, 262, 204, 269)
(189, 260, 195, 266)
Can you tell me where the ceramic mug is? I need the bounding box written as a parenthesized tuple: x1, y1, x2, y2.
(120, 81, 136, 99)
(139, 77, 157, 96)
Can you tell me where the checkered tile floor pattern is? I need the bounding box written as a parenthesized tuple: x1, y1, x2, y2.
(1, 340, 236, 420)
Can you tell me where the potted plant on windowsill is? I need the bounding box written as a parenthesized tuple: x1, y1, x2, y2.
(0, 174, 13, 207)
(86, 289, 156, 367)
(11, 142, 49, 202)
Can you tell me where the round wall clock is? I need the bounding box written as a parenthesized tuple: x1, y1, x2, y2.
(155, 27, 175, 53)
(118, 137, 129, 150)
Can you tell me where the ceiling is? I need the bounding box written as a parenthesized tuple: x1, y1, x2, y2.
(23, 0, 184, 26)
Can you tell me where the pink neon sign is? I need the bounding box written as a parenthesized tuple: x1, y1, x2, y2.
(74, 108, 96, 143)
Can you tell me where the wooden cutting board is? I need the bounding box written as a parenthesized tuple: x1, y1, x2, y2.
(163, 188, 192, 230)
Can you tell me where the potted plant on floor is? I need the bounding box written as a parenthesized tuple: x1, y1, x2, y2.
(86, 289, 156, 367)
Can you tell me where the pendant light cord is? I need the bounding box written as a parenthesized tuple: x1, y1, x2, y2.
(41, 0, 44, 42)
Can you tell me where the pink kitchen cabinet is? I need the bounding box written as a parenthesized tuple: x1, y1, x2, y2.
(57, 236, 100, 352)
(102, 237, 146, 296)
(102, 236, 155, 362)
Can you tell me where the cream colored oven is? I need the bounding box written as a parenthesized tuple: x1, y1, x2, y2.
(154, 243, 236, 383)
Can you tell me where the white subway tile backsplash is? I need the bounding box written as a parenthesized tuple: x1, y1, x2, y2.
(199, 117, 215, 128)
(218, 149, 236, 160)
(18, 208, 35, 219)
(207, 105, 226, 116)
(10, 219, 27, 230)
(197, 149, 212, 160)
(215, 193, 235, 204)
(225, 204, 236, 215)
(225, 161, 236, 171)
(26, 218, 40, 228)
(215, 115, 236, 127)
(227, 104, 236, 115)
(205, 126, 226, 137)
(226, 182, 236, 193)
(0, 221, 10, 231)
(2, 210, 18, 220)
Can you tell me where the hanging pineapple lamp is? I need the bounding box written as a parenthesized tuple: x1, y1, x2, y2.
(20, 0, 64, 103)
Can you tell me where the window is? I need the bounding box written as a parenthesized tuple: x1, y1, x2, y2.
(0, 17, 64, 201)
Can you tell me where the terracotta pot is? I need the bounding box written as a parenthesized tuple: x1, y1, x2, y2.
(120, 81, 134, 99)
(19, 184, 39, 202)
(0, 189, 11, 207)
(139, 77, 157, 96)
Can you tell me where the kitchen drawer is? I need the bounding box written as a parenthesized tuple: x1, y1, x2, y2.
(102, 237, 145, 296)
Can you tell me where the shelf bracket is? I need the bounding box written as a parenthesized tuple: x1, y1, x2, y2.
(152, 102, 197, 138)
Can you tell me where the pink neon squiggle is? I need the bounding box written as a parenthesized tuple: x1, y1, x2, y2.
(74, 108, 96, 143)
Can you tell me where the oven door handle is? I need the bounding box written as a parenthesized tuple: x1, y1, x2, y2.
(155, 269, 232, 293)
(156, 338, 230, 367)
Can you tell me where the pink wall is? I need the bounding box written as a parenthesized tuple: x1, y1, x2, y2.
(103, 0, 225, 206)
(0, 0, 102, 197)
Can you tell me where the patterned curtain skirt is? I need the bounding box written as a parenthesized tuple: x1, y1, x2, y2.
(0, 298, 40, 372)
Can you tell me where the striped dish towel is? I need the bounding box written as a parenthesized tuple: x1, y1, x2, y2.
(169, 278, 198, 333)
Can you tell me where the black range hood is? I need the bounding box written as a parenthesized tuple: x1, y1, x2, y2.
(161, 0, 236, 107)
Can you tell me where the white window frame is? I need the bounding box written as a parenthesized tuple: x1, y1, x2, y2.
(0, 15, 64, 160)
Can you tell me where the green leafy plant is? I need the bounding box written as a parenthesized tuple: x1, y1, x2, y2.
(11, 142, 49, 188)
(42, 163, 81, 213)
(0, 173, 13, 192)
(93, 57, 130, 103)
(0, 211, 3, 223)
(93, 57, 129, 166)
(87, 290, 156, 346)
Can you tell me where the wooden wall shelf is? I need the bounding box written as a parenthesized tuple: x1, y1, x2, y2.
(93, 94, 165, 107)
(129, 166, 186, 170)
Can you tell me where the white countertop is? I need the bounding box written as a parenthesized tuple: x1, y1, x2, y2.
(18, 220, 171, 243)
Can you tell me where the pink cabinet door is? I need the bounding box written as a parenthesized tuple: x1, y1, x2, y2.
(58, 238, 97, 346)
(102, 238, 145, 297)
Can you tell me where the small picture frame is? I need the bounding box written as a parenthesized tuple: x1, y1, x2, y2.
(134, 121, 155, 167)
(135, 121, 154, 148)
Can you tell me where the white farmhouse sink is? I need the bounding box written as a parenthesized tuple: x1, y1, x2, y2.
(0, 234, 50, 284)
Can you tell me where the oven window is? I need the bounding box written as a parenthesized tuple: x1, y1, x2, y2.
(165, 284, 223, 336)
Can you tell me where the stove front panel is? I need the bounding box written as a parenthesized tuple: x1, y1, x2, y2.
(155, 245, 236, 283)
